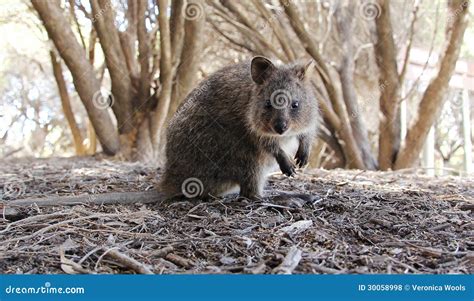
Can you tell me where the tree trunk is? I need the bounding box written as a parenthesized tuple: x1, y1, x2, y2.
(90, 0, 134, 134)
(422, 126, 435, 176)
(31, 0, 120, 155)
(150, 0, 173, 152)
(86, 120, 97, 154)
(374, 0, 401, 170)
(335, 2, 377, 170)
(50, 51, 86, 156)
(170, 0, 186, 70)
(282, 0, 365, 169)
(169, 0, 205, 117)
(394, 0, 470, 169)
(137, 0, 151, 107)
(461, 86, 472, 174)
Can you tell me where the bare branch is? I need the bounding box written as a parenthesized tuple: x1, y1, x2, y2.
(282, 0, 365, 169)
(91, 0, 134, 133)
(335, 2, 377, 170)
(50, 50, 86, 155)
(150, 0, 174, 150)
(137, 0, 151, 105)
(398, 0, 421, 84)
(395, 0, 470, 169)
(169, 0, 205, 116)
(251, 0, 296, 61)
(374, 0, 401, 170)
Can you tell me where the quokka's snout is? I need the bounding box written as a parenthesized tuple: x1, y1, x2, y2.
(273, 118, 288, 135)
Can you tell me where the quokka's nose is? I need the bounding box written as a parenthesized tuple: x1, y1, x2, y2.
(274, 120, 288, 134)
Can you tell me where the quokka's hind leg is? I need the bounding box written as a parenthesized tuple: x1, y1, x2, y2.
(209, 182, 240, 198)
(239, 171, 266, 200)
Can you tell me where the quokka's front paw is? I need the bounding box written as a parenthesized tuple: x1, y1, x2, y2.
(280, 159, 296, 177)
(295, 149, 309, 168)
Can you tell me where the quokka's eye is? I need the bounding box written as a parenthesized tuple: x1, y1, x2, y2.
(265, 100, 272, 108)
(291, 101, 299, 109)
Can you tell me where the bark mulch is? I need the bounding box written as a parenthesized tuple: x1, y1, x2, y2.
(0, 157, 472, 274)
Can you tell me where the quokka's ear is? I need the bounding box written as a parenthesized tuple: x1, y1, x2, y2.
(294, 59, 315, 81)
(251, 56, 275, 84)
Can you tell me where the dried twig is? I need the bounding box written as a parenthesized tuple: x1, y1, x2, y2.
(165, 253, 194, 269)
(105, 248, 154, 274)
(150, 246, 174, 258)
(272, 246, 302, 274)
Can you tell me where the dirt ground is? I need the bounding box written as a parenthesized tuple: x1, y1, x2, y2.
(0, 157, 473, 274)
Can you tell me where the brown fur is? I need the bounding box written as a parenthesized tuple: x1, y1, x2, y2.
(160, 56, 320, 199)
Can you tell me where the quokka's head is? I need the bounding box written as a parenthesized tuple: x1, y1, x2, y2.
(247, 56, 319, 138)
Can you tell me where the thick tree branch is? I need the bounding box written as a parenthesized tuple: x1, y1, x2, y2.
(374, 0, 401, 170)
(137, 0, 151, 106)
(50, 51, 86, 156)
(91, 0, 134, 134)
(119, 0, 140, 83)
(170, 0, 186, 70)
(251, 0, 296, 61)
(394, 0, 470, 169)
(68, 0, 86, 50)
(282, 0, 365, 169)
(335, 2, 377, 170)
(220, 0, 284, 60)
(208, 1, 283, 60)
(150, 0, 173, 149)
(398, 1, 420, 84)
(209, 19, 256, 53)
(31, 0, 120, 155)
(169, 0, 205, 117)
